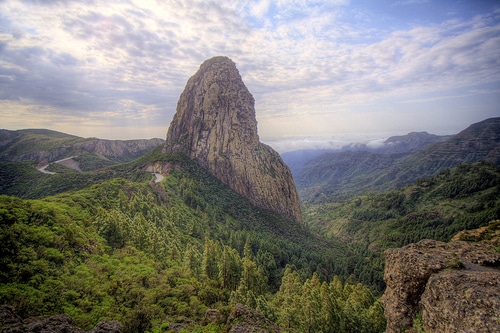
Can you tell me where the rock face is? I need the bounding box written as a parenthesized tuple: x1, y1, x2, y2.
(382, 238, 500, 333)
(165, 56, 301, 221)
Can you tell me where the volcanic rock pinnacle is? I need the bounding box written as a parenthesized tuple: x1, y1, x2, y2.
(165, 56, 301, 222)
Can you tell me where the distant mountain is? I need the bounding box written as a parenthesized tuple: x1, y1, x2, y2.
(0, 128, 164, 170)
(295, 117, 500, 202)
(282, 131, 447, 176)
(382, 131, 448, 153)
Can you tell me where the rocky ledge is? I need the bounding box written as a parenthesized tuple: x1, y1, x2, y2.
(382, 222, 500, 333)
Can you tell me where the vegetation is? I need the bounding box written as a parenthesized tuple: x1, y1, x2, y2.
(2, 129, 498, 332)
(73, 153, 117, 171)
(0, 151, 385, 332)
(0, 129, 82, 160)
(273, 268, 385, 333)
(303, 161, 500, 285)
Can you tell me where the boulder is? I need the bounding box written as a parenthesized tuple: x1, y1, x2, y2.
(382, 238, 500, 333)
(226, 304, 283, 333)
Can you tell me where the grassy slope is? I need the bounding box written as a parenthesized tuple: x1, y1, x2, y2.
(0, 129, 82, 159)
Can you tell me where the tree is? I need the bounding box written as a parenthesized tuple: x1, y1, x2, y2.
(218, 245, 242, 291)
(273, 267, 302, 329)
(202, 239, 221, 280)
(301, 273, 323, 333)
(183, 244, 202, 278)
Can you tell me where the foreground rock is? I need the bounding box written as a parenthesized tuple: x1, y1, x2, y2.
(226, 304, 283, 333)
(0, 305, 122, 333)
(382, 232, 500, 333)
(164, 56, 301, 222)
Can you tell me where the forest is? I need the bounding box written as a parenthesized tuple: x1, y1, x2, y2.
(304, 161, 500, 248)
(1, 149, 499, 332)
(0, 151, 386, 332)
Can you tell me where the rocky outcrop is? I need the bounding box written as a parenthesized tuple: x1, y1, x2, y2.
(73, 138, 165, 162)
(226, 304, 284, 333)
(143, 161, 180, 175)
(382, 236, 500, 333)
(164, 56, 301, 221)
(0, 305, 122, 333)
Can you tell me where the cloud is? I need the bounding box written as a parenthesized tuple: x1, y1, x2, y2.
(393, 0, 429, 6)
(247, 8, 500, 125)
(0, 0, 498, 141)
(250, 0, 271, 19)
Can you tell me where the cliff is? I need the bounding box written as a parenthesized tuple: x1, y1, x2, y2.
(382, 221, 500, 333)
(164, 56, 301, 222)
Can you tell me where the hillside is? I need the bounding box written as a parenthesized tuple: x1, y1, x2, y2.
(295, 117, 500, 202)
(304, 161, 500, 252)
(0, 157, 152, 199)
(0, 148, 385, 332)
(1, 121, 498, 332)
(0, 128, 164, 169)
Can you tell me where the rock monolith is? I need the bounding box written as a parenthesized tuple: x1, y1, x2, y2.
(165, 56, 301, 222)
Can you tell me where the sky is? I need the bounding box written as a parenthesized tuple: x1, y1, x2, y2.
(0, 0, 499, 152)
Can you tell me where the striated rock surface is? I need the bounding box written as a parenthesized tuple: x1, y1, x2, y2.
(382, 235, 500, 333)
(73, 138, 165, 161)
(164, 56, 301, 221)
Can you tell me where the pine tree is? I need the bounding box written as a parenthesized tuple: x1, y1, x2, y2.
(201, 238, 221, 280)
(273, 266, 302, 330)
(218, 245, 242, 291)
(301, 273, 323, 333)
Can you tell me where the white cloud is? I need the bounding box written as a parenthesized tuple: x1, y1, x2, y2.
(0, 0, 498, 141)
(250, 0, 271, 19)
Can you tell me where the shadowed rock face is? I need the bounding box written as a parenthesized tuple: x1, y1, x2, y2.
(165, 56, 301, 222)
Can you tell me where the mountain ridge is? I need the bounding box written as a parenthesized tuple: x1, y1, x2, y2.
(281, 131, 448, 176)
(295, 117, 500, 202)
(0, 128, 164, 167)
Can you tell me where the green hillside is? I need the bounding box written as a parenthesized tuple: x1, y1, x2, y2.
(0, 129, 164, 167)
(0, 129, 82, 161)
(0, 159, 150, 199)
(304, 161, 500, 252)
(2, 121, 498, 332)
(0, 149, 385, 332)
